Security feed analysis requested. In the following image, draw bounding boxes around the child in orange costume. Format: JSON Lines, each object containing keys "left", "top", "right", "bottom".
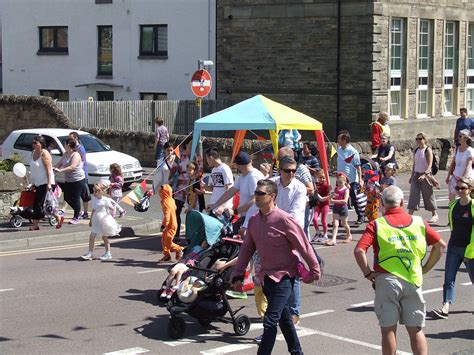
{"left": 159, "top": 184, "right": 183, "bottom": 262}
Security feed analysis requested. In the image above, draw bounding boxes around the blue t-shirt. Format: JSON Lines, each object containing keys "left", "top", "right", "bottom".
{"left": 336, "top": 144, "right": 361, "bottom": 184}
{"left": 455, "top": 117, "right": 474, "bottom": 137}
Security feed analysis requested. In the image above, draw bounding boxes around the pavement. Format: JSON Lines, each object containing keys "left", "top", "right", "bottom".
{"left": 0, "top": 166, "right": 162, "bottom": 252}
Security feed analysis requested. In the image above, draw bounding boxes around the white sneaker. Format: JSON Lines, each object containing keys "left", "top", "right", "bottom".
{"left": 100, "top": 252, "right": 112, "bottom": 261}
{"left": 81, "top": 252, "right": 93, "bottom": 260}
{"left": 311, "top": 232, "right": 322, "bottom": 243}
{"left": 318, "top": 235, "right": 329, "bottom": 243}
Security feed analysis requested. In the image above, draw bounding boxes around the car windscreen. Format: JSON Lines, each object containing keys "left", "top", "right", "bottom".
{"left": 57, "top": 134, "right": 111, "bottom": 153}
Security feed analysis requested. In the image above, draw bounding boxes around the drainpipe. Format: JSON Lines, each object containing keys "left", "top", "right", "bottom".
{"left": 336, "top": 0, "right": 341, "bottom": 140}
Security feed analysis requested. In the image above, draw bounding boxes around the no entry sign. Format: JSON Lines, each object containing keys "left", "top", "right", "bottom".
{"left": 191, "top": 69, "right": 212, "bottom": 97}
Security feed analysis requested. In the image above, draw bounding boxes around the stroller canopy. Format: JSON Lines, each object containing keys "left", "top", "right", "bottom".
{"left": 185, "top": 211, "right": 224, "bottom": 250}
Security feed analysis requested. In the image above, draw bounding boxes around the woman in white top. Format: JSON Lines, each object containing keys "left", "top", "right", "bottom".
{"left": 446, "top": 129, "right": 474, "bottom": 202}
{"left": 407, "top": 132, "right": 439, "bottom": 223}
{"left": 29, "top": 135, "right": 55, "bottom": 231}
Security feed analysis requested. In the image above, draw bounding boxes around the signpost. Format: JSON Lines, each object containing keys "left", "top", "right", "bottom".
{"left": 191, "top": 66, "right": 213, "bottom": 166}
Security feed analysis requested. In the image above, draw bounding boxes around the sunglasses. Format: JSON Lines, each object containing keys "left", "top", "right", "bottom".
{"left": 415, "top": 138, "right": 423, "bottom": 141}
{"left": 254, "top": 190, "right": 269, "bottom": 196}
{"left": 281, "top": 168, "right": 297, "bottom": 174}
{"left": 455, "top": 186, "right": 468, "bottom": 191}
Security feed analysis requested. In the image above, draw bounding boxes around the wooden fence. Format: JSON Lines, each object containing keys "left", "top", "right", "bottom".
{"left": 56, "top": 99, "right": 235, "bottom": 137}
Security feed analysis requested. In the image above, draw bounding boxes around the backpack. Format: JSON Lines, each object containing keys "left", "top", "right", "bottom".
{"left": 415, "top": 147, "right": 438, "bottom": 175}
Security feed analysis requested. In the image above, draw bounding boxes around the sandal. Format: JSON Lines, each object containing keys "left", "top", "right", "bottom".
{"left": 158, "top": 255, "right": 172, "bottom": 263}
{"left": 325, "top": 240, "right": 337, "bottom": 246}
{"left": 342, "top": 236, "right": 353, "bottom": 243}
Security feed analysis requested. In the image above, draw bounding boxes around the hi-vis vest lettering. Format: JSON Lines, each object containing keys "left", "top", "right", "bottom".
{"left": 372, "top": 120, "right": 391, "bottom": 137}
{"left": 376, "top": 215, "right": 427, "bottom": 287}
{"left": 448, "top": 200, "right": 474, "bottom": 259}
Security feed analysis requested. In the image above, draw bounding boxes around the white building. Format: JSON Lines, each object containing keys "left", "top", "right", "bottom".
{"left": 1, "top": 0, "right": 216, "bottom": 101}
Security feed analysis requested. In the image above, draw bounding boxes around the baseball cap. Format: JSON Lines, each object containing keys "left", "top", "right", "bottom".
{"left": 234, "top": 151, "right": 251, "bottom": 165}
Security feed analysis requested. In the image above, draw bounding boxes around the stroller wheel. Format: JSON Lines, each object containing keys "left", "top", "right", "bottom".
{"left": 233, "top": 314, "right": 250, "bottom": 336}
{"left": 198, "top": 318, "right": 212, "bottom": 327}
{"left": 167, "top": 316, "right": 186, "bottom": 339}
{"left": 49, "top": 215, "right": 58, "bottom": 227}
{"left": 10, "top": 216, "right": 23, "bottom": 228}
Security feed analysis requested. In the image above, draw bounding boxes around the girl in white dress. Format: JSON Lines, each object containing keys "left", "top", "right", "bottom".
{"left": 81, "top": 183, "right": 121, "bottom": 261}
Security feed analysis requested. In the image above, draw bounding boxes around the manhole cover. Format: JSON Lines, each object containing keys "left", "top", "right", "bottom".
{"left": 312, "top": 273, "right": 356, "bottom": 287}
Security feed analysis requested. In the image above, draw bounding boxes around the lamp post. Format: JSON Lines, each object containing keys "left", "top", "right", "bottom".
{"left": 195, "top": 60, "right": 214, "bottom": 163}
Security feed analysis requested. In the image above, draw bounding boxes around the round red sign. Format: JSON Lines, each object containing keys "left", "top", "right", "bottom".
{"left": 191, "top": 69, "right": 212, "bottom": 97}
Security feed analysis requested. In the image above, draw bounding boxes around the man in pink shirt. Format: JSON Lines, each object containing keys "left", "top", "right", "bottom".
{"left": 231, "top": 179, "right": 320, "bottom": 355}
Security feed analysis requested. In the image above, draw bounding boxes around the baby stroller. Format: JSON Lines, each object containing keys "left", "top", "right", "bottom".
{"left": 9, "top": 185, "right": 59, "bottom": 228}
{"left": 162, "top": 211, "right": 250, "bottom": 339}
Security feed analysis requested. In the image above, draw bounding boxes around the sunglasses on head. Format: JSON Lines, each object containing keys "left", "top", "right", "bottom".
{"left": 281, "top": 168, "right": 297, "bottom": 174}
{"left": 254, "top": 190, "right": 269, "bottom": 196}
{"left": 455, "top": 186, "right": 468, "bottom": 191}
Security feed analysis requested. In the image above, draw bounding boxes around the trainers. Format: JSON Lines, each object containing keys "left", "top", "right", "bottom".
{"left": 159, "top": 289, "right": 168, "bottom": 300}
{"left": 100, "top": 252, "right": 112, "bottom": 261}
{"left": 79, "top": 211, "right": 89, "bottom": 220}
{"left": 69, "top": 218, "right": 79, "bottom": 225}
{"left": 431, "top": 309, "right": 448, "bottom": 319}
{"left": 318, "top": 234, "right": 329, "bottom": 243}
{"left": 166, "top": 289, "right": 175, "bottom": 300}
{"left": 311, "top": 232, "right": 322, "bottom": 243}
{"left": 119, "top": 210, "right": 126, "bottom": 218}
{"left": 81, "top": 252, "right": 93, "bottom": 260}
{"left": 254, "top": 334, "right": 263, "bottom": 343}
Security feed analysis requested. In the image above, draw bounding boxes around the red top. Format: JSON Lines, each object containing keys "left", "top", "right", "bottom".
{"left": 370, "top": 118, "right": 384, "bottom": 150}
{"left": 316, "top": 181, "right": 330, "bottom": 207}
{"left": 356, "top": 207, "right": 442, "bottom": 273}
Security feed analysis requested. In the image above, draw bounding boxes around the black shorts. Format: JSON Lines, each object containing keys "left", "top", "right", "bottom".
{"left": 81, "top": 179, "right": 91, "bottom": 202}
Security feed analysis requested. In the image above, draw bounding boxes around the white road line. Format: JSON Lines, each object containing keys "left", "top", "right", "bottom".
{"left": 434, "top": 229, "right": 451, "bottom": 233}
{"left": 0, "top": 288, "right": 15, "bottom": 292}
{"left": 422, "top": 287, "right": 443, "bottom": 295}
{"left": 310, "top": 329, "right": 411, "bottom": 355}
{"left": 349, "top": 300, "right": 374, "bottom": 308}
{"left": 137, "top": 269, "right": 165, "bottom": 274}
{"left": 276, "top": 326, "right": 317, "bottom": 340}
{"left": 460, "top": 282, "right": 472, "bottom": 286}
{"left": 103, "top": 347, "right": 149, "bottom": 355}
{"left": 299, "top": 309, "right": 335, "bottom": 318}
{"left": 200, "top": 344, "right": 255, "bottom": 354}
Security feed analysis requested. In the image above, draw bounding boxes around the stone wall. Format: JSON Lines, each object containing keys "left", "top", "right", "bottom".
{"left": 0, "top": 172, "right": 25, "bottom": 219}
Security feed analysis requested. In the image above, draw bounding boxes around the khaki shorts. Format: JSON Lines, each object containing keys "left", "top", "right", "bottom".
{"left": 374, "top": 273, "right": 426, "bottom": 327}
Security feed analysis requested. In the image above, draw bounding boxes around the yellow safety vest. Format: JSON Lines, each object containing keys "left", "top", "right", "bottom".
{"left": 448, "top": 200, "right": 474, "bottom": 259}
{"left": 376, "top": 215, "right": 426, "bottom": 287}
{"left": 372, "top": 120, "right": 391, "bottom": 137}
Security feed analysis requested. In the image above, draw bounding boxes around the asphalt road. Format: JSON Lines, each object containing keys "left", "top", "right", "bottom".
{"left": 0, "top": 172, "right": 473, "bottom": 355}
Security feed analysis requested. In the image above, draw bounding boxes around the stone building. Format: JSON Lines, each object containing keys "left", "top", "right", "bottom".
{"left": 216, "top": 0, "right": 474, "bottom": 140}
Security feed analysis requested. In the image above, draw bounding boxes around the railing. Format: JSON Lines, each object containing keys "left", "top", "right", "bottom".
{"left": 56, "top": 99, "right": 235, "bottom": 136}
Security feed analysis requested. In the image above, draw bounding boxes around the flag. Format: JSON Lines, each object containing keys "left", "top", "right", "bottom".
{"left": 330, "top": 145, "right": 337, "bottom": 158}
{"left": 344, "top": 154, "right": 354, "bottom": 163}
{"left": 173, "top": 146, "right": 181, "bottom": 159}
{"left": 121, "top": 179, "right": 149, "bottom": 206}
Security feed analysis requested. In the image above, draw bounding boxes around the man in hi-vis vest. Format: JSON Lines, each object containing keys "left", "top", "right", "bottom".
{"left": 354, "top": 186, "right": 446, "bottom": 355}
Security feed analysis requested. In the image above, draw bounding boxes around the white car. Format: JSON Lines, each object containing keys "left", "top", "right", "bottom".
{"left": 1, "top": 129, "right": 143, "bottom": 187}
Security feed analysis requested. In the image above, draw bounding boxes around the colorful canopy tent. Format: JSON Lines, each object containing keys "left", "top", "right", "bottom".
{"left": 190, "top": 95, "right": 329, "bottom": 180}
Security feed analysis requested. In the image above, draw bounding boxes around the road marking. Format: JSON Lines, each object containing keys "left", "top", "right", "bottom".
{"left": 309, "top": 329, "right": 411, "bottom": 355}
{"left": 103, "top": 347, "right": 149, "bottom": 355}
{"left": 299, "top": 309, "right": 335, "bottom": 318}
{"left": 0, "top": 288, "right": 14, "bottom": 292}
{"left": 137, "top": 269, "right": 165, "bottom": 274}
{"left": 460, "top": 282, "right": 472, "bottom": 286}
{"left": 422, "top": 287, "right": 443, "bottom": 295}
{"left": 200, "top": 344, "right": 255, "bottom": 354}
{"left": 349, "top": 300, "right": 374, "bottom": 308}
{"left": 434, "top": 229, "right": 451, "bottom": 233}
{"left": 276, "top": 326, "right": 317, "bottom": 340}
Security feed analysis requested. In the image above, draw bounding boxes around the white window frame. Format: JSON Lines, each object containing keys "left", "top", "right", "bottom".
{"left": 443, "top": 21, "right": 456, "bottom": 116}
{"left": 467, "top": 23, "right": 474, "bottom": 114}
{"left": 417, "top": 20, "right": 431, "bottom": 118}
{"left": 389, "top": 18, "right": 404, "bottom": 120}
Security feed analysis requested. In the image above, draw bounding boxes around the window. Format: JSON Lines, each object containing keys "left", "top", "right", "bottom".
{"left": 39, "top": 89, "right": 69, "bottom": 101}
{"left": 97, "top": 91, "right": 114, "bottom": 101}
{"left": 98, "top": 26, "right": 113, "bottom": 76}
{"left": 140, "top": 92, "right": 167, "bottom": 100}
{"left": 38, "top": 26, "right": 68, "bottom": 53}
{"left": 443, "top": 21, "right": 457, "bottom": 115}
{"left": 417, "top": 20, "right": 431, "bottom": 117}
{"left": 389, "top": 18, "right": 404, "bottom": 119}
{"left": 96, "top": 0, "right": 112, "bottom": 3}
{"left": 139, "top": 25, "right": 168, "bottom": 57}
{"left": 467, "top": 23, "right": 474, "bottom": 113}
{"left": 13, "top": 134, "right": 37, "bottom": 152}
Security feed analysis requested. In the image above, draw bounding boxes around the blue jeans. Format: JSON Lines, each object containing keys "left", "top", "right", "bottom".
{"left": 304, "top": 206, "right": 312, "bottom": 239}
{"left": 443, "top": 245, "right": 474, "bottom": 304}
{"left": 259, "top": 276, "right": 303, "bottom": 355}
{"left": 155, "top": 143, "right": 164, "bottom": 161}
{"left": 288, "top": 277, "right": 301, "bottom": 317}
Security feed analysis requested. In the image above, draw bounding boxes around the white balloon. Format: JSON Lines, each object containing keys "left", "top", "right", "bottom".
{"left": 13, "top": 162, "right": 27, "bottom": 178}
